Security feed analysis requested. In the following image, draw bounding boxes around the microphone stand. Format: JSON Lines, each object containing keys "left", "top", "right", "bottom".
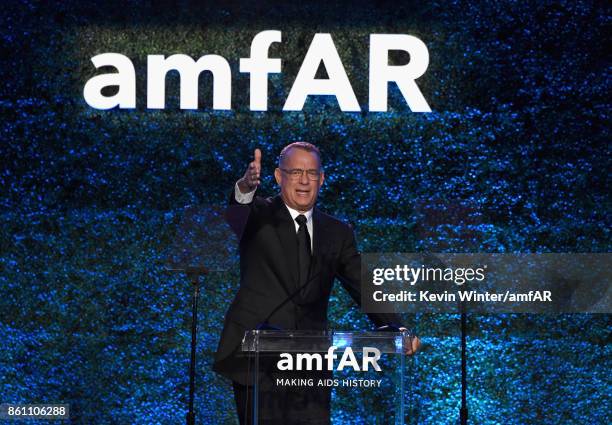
{"left": 166, "top": 265, "right": 209, "bottom": 425}
{"left": 257, "top": 271, "right": 321, "bottom": 330}
{"left": 460, "top": 300, "right": 468, "bottom": 425}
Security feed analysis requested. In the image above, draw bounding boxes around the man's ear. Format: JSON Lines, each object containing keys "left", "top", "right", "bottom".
{"left": 318, "top": 171, "right": 325, "bottom": 188}
{"left": 274, "top": 168, "right": 282, "bottom": 185}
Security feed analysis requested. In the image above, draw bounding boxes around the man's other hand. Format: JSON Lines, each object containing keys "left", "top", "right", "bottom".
{"left": 405, "top": 335, "right": 421, "bottom": 355}
{"left": 399, "top": 328, "right": 421, "bottom": 355}
{"left": 238, "top": 148, "right": 261, "bottom": 193}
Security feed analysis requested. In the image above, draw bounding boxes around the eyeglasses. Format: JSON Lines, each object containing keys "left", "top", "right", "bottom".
{"left": 280, "top": 168, "right": 322, "bottom": 181}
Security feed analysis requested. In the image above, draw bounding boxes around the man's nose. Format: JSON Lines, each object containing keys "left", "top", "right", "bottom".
{"left": 299, "top": 171, "right": 310, "bottom": 184}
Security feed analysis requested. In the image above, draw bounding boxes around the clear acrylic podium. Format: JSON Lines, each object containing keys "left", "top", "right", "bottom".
{"left": 242, "top": 330, "right": 412, "bottom": 424}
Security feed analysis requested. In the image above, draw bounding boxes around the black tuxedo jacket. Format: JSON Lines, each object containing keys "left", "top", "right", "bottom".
{"left": 213, "top": 190, "right": 401, "bottom": 384}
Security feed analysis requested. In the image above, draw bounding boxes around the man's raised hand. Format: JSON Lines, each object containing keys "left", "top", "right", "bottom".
{"left": 238, "top": 148, "right": 262, "bottom": 193}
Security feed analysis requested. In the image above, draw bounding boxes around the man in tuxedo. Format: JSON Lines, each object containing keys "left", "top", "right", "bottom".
{"left": 213, "top": 142, "right": 419, "bottom": 424}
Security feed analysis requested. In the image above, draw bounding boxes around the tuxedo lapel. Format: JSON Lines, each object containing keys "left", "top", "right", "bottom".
{"left": 308, "top": 208, "right": 331, "bottom": 292}
{"left": 271, "top": 196, "right": 299, "bottom": 293}
{"left": 312, "top": 209, "right": 322, "bottom": 262}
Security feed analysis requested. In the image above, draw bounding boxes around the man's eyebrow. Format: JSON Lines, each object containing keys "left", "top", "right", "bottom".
{"left": 286, "top": 168, "right": 319, "bottom": 170}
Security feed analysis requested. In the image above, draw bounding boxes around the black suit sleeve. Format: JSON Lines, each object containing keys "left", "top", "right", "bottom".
{"left": 225, "top": 186, "right": 257, "bottom": 241}
{"left": 335, "top": 224, "right": 403, "bottom": 329}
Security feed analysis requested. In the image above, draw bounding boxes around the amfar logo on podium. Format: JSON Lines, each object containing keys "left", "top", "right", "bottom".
{"left": 83, "top": 30, "right": 431, "bottom": 112}
{"left": 277, "top": 346, "right": 382, "bottom": 372}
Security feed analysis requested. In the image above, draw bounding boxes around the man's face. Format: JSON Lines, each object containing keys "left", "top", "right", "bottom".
{"left": 274, "top": 148, "right": 325, "bottom": 212}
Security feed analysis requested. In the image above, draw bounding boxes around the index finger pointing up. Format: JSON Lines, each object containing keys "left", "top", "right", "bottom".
{"left": 254, "top": 148, "right": 262, "bottom": 165}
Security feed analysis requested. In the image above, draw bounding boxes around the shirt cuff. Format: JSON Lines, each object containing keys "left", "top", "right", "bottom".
{"left": 234, "top": 182, "right": 256, "bottom": 204}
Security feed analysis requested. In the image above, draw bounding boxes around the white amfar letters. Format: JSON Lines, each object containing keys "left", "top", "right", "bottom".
{"left": 147, "top": 54, "right": 231, "bottom": 110}
{"left": 239, "top": 30, "right": 282, "bottom": 111}
{"left": 282, "top": 33, "right": 360, "bottom": 112}
{"left": 369, "top": 34, "right": 431, "bottom": 112}
{"left": 83, "top": 53, "right": 136, "bottom": 110}
{"left": 277, "top": 346, "right": 382, "bottom": 371}
{"left": 83, "top": 31, "right": 430, "bottom": 112}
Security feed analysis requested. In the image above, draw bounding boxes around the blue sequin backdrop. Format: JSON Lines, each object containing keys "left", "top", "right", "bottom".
{"left": 0, "top": 1, "right": 609, "bottom": 424}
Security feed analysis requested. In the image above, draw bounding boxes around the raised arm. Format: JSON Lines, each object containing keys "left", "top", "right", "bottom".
{"left": 227, "top": 148, "right": 262, "bottom": 238}
{"left": 236, "top": 148, "right": 261, "bottom": 197}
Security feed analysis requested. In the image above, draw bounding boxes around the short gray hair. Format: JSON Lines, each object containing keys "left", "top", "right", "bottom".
{"left": 278, "top": 142, "right": 322, "bottom": 168}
